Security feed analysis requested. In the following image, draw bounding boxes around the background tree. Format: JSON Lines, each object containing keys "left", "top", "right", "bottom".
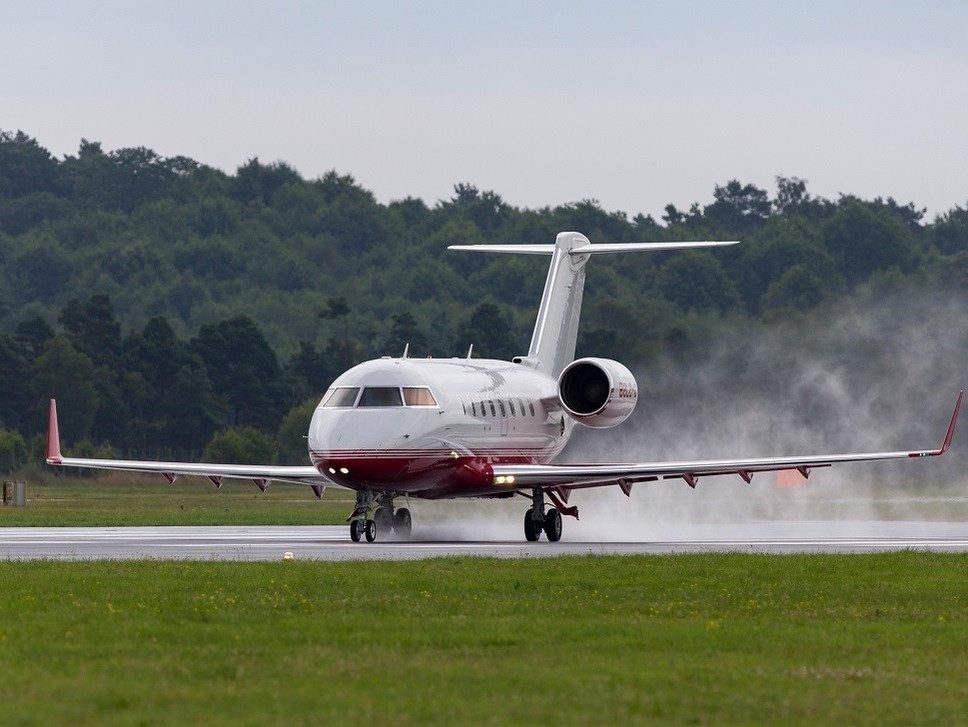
{"left": 33, "top": 337, "right": 98, "bottom": 442}
{"left": 191, "top": 317, "right": 287, "bottom": 430}
{"left": 454, "top": 303, "right": 518, "bottom": 360}
{"left": 823, "top": 198, "right": 916, "bottom": 288}
{"left": 202, "top": 427, "right": 275, "bottom": 465}
{"left": 276, "top": 397, "right": 317, "bottom": 465}
{"left": 657, "top": 253, "right": 741, "bottom": 314}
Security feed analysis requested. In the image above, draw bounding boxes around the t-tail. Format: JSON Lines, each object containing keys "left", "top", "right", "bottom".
{"left": 449, "top": 232, "right": 739, "bottom": 376}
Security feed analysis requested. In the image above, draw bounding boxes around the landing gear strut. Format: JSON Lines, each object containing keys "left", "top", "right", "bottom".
{"left": 348, "top": 491, "right": 413, "bottom": 543}
{"left": 523, "top": 489, "right": 563, "bottom": 542}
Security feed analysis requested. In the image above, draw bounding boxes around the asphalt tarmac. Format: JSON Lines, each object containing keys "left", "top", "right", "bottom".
{"left": 1, "top": 520, "right": 967, "bottom": 560}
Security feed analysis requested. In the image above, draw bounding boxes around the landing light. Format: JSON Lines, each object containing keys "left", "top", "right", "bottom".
{"left": 495, "top": 476, "right": 506, "bottom": 485}
{"left": 506, "top": 475, "right": 515, "bottom": 484}
{"left": 339, "top": 467, "right": 350, "bottom": 475}
{"left": 328, "top": 467, "right": 336, "bottom": 474}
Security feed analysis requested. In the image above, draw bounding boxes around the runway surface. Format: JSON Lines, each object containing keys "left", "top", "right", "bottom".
{"left": 1, "top": 520, "right": 967, "bottom": 560}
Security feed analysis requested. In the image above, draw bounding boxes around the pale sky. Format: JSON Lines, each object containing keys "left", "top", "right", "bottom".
{"left": 3, "top": 1, "right": 967, "bottom": 219}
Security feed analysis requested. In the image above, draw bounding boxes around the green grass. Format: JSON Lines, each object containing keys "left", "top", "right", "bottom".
{"left": 0, "top": 554, "right": 965, "bottom": 725}
{"left": 0, "top": 473, "right": 352, "bottom": 526}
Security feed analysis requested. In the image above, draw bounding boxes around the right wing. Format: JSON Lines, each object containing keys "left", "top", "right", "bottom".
{"left": 493, "top": 391, "right": 963, "bottom": 498}
{"left": 45, "top": 400, "right": 333, "bottom": 496}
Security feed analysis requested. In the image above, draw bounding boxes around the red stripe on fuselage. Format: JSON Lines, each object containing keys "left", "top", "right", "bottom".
{"left": 310, "top": 444, "right": 564, "bottom": 495}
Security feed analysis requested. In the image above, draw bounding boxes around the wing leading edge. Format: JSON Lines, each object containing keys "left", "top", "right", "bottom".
{"left": 493, "top": 391, "right": 963, "bottom": 495}
{"left": 45, "top": 400, "right": 331, "bottom": 495}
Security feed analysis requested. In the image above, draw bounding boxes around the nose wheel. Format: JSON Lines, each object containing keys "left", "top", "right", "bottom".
{"left": 348, "top": 493, "right": 412, "bottom": 543}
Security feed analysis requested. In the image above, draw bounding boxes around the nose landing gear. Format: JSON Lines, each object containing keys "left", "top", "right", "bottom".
{"left": 348, "top": 491, "right": 412, "bottom": 543}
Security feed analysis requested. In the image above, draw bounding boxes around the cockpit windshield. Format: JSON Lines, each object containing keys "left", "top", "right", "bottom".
{"left": 321, "top": 386, "right": 438, "bottom": 408}
{"left": 358, "top": 387, "right": 404, "bottom": 407}
{"left": 320, "top": 387, "right": 360, "bottom": 407}
{"left": 403, "top": 387, "right": 438, "bottom": 406}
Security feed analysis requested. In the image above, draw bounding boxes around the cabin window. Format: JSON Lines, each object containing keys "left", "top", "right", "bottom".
{"left": 498, "top": 400, "right": 506, "bottom": 417}
{"left": 471, "top": 401, "right": 477, "bottom": 417}
{"left": 518, "top": 398, "right": 526, "bottom": 416}
{"left": 509, "top": 399, "right": 517, "bottom": 416}
{"left": 403, "top": 387, "right": 438, "bottom": 407}
{"left": 321, "top": 387, "right": 360, "bottom": 408}
{"left": 488, "top": 400, "right": 497, "bottom": 417}
{"left": 529, "top": 401, "right": 536, "bottom": 416}
{"left": 358, "top": 387, "right": 403, "bottom": 407}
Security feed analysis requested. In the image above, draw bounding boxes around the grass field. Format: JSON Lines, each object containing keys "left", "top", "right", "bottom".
{"left": 0, "top": 553, "right": 965, "bottom": 725}
{"left": 0, "top": 472, "right": 352, "bottom": 526}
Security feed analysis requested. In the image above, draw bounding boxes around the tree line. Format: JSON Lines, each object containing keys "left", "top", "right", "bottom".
{"left": 0, "top": 129, "right": 965, "bottom": 469}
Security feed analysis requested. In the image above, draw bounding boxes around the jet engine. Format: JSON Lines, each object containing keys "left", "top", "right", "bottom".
{"left": 557, "top": 357, "right": 638, "bottom": 428}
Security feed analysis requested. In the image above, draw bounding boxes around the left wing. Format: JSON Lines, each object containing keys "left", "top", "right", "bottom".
{"left": 494, "top": 391, "right": 962, "bottom": 507}
{"left": 45, "top": 399, "right": 333, "bottom": 496}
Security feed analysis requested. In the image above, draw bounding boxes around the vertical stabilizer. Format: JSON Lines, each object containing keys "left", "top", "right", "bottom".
{"left": 526, "top": 231, "right": 591, "bottom": 376}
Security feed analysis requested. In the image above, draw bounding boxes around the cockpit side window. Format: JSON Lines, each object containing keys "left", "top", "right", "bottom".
{"left": 498, "top": 400, "right": 506, "bottom": 417}
{"left": 403, "top": 387, "right": 438, "bottom": 407}
{"left": 321, "top": 387, "right": 360, "bottom": 408}
{"left": 488, "top": 400, "right": 497, "bottom": 417}
{"left": 358, "top": 387, "right": 403, "bottom": 407}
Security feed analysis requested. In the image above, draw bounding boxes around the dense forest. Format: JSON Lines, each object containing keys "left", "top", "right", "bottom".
{"left": 0, "top": 129, "right": 966, "bottom": 471}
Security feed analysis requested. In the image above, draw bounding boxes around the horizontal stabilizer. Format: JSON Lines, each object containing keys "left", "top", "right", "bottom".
{"left": 447, "top": 244, "right": 557, "bottom": 254}
{"left": 448, "top": 240, "right": 739, "bottom": 255}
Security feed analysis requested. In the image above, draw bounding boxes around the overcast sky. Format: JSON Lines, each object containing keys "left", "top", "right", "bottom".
{"left": 3, "top": 1, "right": 967, "bottom": 220}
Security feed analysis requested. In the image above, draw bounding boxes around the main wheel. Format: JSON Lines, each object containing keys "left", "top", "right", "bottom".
{"left": 373, "top": 507, "right": 393, "bottom": 537}
{"left": 543, "top": 508, "right": 562, "bottom": 542}
{"left": 393, "top": 507, "right": 412, "bottom": 539}
{"left": 364, "top": 519, "right": 377, "bottom": 542}
{"left": 350, "top": 519, "right": 363, "bottom": 542}
{"left": 524, "top": 509, "right": 541, "bottom": 542}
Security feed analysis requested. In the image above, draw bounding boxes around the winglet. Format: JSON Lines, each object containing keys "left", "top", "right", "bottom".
{"left": 938, "top": 390, "right": 963, "bottom": 455}
{"left": 46, "top": 399, "right": 62, "bottom": 464}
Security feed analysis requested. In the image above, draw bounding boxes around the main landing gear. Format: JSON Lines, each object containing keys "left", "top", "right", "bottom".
{"left": 523, "top": 489, "right": 563, "bottom": 542}
{"left": 348, "top": 491, "right": 412, "bottom": 543}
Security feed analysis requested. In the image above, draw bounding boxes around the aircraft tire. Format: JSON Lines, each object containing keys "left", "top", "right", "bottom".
{"left": 364, "top": 519, "right": 377, "bottom": 542}
{"left": 393, "top": 508, "right": 412, "bottom": 539}
{"left": 524, "top": 509, "right": 541, "bottom": 542}
{"left": 374, "top": 507, "right": 393, "bottom": 536}
{"left": 350, "top": 519, "right": 363, "bottom": 543}
{"left": 543, "top": 508, "right": 562, "bottom": 542}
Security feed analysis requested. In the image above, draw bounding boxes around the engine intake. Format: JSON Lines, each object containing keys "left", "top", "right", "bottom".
{"left": 558, "top": 357, "right": 637, "bottom": 428}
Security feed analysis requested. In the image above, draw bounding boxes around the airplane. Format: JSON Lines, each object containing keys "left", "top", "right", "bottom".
{"left": 45, "top": 231, "right": 963, "bottom": 543}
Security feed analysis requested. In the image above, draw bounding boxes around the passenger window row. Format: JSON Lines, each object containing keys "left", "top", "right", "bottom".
{"left": 464, "top": 397, "right": 538, "bottom": 419}
{"left": 320, "top": 386, "right": 438, "bottom": 408}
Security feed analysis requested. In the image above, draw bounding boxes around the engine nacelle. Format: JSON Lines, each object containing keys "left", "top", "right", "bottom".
{"left": 557, "top": 357, "right": 638, "bottom": 429}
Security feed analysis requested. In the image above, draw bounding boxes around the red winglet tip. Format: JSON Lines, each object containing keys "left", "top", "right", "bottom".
{"left": 46, "top": 398, "right": 62, "bottom": 464}
{"left": 940, "top": 390, "right": 963, "bottom": 455}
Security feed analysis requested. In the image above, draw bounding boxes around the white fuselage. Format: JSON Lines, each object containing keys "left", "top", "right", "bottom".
{"left": 308, "top": 357, "right": 573, "bottom": 496}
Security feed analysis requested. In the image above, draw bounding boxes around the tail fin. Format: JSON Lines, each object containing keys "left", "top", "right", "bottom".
{"left": 449, "top": 232, "right": 738, "bottom": 376}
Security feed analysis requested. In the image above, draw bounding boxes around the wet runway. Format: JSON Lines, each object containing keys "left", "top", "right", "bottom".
{"left": 1, "top": 521, "right": 967, "bottom": 560}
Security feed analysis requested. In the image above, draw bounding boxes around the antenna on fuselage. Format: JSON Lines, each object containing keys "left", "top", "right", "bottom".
{"left": 402, "top": 342, "right": 409, "bottom": 358}
{"left": 466, "top": 344, "right": 473, "bottom": 359}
